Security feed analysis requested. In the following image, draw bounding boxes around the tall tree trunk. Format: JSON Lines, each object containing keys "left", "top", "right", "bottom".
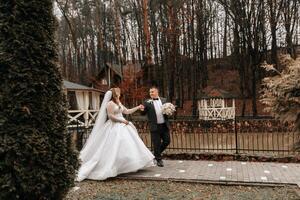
{"left": 223, "top": 11, "right": 228, "bottom": 57}
{"left": 112, "top": 0, "right": 122, "bottom": 77}
{"left": 267, "top": 0, "right": 284, "bottom": 65}
{"left": 142, "top": 0, "right": 152, "bottom": 65}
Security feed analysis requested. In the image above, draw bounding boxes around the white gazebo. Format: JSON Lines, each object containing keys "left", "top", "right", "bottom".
{"left": 198, "top": 87, "right": 236, "bottom": 120}
{"left": 63, "top": 80, "right": 105, "bottom": 127}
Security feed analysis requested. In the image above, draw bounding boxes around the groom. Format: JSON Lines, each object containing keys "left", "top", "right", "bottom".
{"left": 141, "top": 86, "right": 170, "bottom": 167}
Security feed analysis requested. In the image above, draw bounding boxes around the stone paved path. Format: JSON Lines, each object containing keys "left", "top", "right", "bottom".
{"left": 119, "top": 160, "right": 300, "bottom": 187}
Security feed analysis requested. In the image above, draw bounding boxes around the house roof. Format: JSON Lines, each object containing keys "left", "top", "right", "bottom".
{"left": 105, "top": 62, "right": 123, "bottom": 77}
{"left": 198, "top": 86, "right": 238, "bottom": 99}
{"left": 63, "top": 80, "right": 105, "bottom": 93}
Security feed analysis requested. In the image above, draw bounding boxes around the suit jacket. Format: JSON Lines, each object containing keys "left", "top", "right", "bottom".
{"left": 142, "top": 97, "right": 169, "bottom": 132}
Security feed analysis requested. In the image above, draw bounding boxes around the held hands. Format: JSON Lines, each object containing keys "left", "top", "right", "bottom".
{"left": 138, "top": 104, "right": 145, "bottom": 111}
{"left": 123, "top": 104, "right": 144, "bottom": 125}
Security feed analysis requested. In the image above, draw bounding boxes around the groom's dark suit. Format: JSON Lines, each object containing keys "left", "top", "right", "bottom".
{"left": 142, "top": 97, "right": 170, "bottom": 161}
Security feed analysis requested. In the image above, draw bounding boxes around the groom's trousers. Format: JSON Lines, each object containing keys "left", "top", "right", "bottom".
{"left": 151, "top": 123, "right": 170, "bottom": 161}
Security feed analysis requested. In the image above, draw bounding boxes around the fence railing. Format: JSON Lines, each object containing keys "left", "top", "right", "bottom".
{"left": 68, "top": 110, "right": 99, "bottom": 128}
{"left": 198, "top": 107, "right": 235, "bottom": 120}
{"left": 69, "top": 118, "right": 299, "bottom": 156}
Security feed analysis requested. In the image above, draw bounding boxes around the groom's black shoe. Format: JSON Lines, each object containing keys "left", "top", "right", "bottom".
{"left": 157, "top": 159, "right": 164, "bottom": 167}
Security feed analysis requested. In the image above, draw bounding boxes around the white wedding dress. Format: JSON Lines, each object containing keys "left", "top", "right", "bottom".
{"left": 76, "top": 91, "right": 154, "bottom": 181}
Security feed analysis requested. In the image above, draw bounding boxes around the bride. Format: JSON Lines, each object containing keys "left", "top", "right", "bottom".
{"left": 76, "top": 88, "right": 154, "bottom": 181}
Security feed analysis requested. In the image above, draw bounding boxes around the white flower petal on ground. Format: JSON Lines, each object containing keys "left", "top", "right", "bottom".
{"left": 261, "top": 177, "right": 268, "bottom": 180}
{"left": 179, "top": 170, "right": 186, "bottom": 173}
{"left": 72, "top": 186, "right": 80, "bottom": 191}
{"left": 226, "top": 168, "right": 232, "bottom": 171}
{"left": 219, "top": 176, "right": 226, "bottom": 180}
{"left": 154, "top": 174, "right": 161, "bottom": 177}
{"left": 264, "top": 170, "right": 270, "bottom": 174}
{"left": 208, "top": 164, "right": 213, "bottom": 167}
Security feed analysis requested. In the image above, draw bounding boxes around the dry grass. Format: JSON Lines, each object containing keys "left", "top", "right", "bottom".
{"left": 65, "top": 179, "right": 300, "bottom": 200}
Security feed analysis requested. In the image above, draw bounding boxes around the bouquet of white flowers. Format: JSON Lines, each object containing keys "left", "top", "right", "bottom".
{"left": 161, "top": 103, "right": 176, "bottom": 116}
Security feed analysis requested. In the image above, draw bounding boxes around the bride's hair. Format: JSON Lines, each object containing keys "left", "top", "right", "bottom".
{"left": 110, "top": 87, "right": 121, "bottom": 108}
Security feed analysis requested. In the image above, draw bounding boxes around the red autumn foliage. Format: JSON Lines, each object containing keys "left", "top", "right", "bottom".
{"left": 119, "top": 66, "right": 148, "bottom": 106}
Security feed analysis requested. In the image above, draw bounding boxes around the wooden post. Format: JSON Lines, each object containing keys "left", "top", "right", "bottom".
{"left": 233, "top": 98, "right": 236, "bottom": 118}
{"left": 198, "top": 101, "right": 200, "bottom": 119}
{"left": 108, "top": 68, "right": 111, "bottom": 87}
{"left": 84, "top": 91, "right": 89, "bottom": 127}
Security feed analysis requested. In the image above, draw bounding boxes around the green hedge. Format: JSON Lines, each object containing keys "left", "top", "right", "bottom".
{"left": 0, "top": 1, "right": 79, "bottom": 199}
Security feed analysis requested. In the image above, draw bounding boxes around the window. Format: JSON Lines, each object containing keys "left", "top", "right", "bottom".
{"left": 101, "top": 78, "right": 107, "bottom": 85}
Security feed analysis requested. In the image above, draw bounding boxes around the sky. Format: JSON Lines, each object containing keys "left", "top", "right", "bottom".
{"left": 53, "top": 2, "right": 62, "bottom": 19}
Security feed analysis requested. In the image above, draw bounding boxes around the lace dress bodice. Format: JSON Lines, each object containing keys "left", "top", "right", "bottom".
{"left": 106, "top": 101, "right": 139, "bottom": 123}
